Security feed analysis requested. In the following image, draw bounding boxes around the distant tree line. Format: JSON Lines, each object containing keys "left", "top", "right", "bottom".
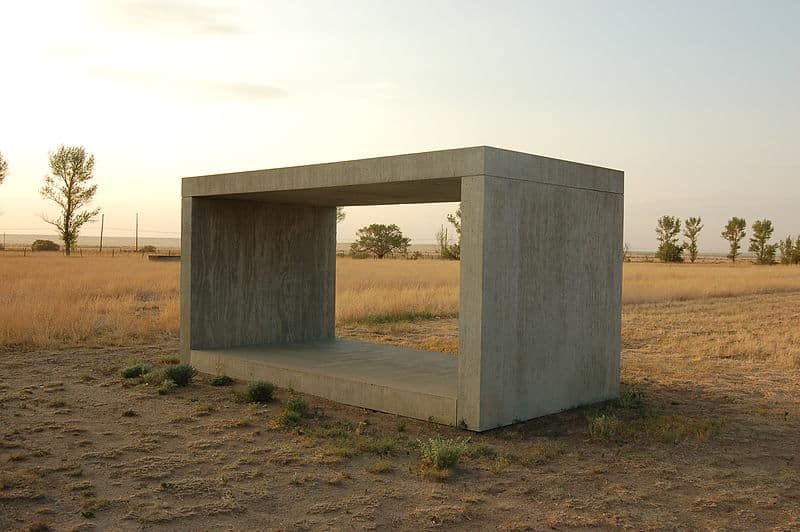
{"left": 654, "top": 214, "right": 799, "bottom": 265}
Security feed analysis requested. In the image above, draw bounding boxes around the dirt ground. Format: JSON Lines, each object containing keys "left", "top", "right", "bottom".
{"left": 2, "top": 293, "right": 799, "bottom": 530}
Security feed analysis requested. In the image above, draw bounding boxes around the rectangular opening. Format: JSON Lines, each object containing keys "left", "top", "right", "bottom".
{"left": 189, "top": 198, "right": 463, "bottom": 424}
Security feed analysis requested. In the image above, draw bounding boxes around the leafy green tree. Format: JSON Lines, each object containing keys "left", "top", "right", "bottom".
{"left": 721, "top": 217, "right": 747, "bottom": 263}
{"left": 350, "top": 223, "right": 410, "bottom": 259}
{"left": 778, "top": 235, "right": 798, "bottom": 265}
{"left": 40, "top": 145, "right": 100, "bottom": 256}
{"left": 336, "top": 207, "right": 345, "bottom": 223}
{"left": 655, "top": 215, "right": 684, "bottom": 262}
{"left": 683, "top": 216, "right": 703, "bottom": 263}
{"left": 0, "top": 150, "right": 7, "bottom": 187}
{"left": 749, "top": 219, "right": 777, "bottom": 265}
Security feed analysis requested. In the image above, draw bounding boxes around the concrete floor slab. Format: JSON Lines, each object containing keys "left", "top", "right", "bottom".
{"left": 191, "top": 339, "right": 458, "bottom": 424}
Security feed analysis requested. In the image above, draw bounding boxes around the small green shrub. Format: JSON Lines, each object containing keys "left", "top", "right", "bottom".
{"left": 120, "top": 365, "right": 149, "bottom": 379}
{"left": 209, "top": 375, "right": 234, "bottom": 386}
{"left": 31, "top": 239, "right": 60, "bottom": 252}
{"left": 140, "top": 245, "right": 157, "bottom": 253}
{"left": 419, "top": 437, "right": 468, "bottom": 471}
{"left": 283, "top": 396, "right": 309, "bottom": 416}
{"left": 157, "top": 379, "right": 177, "bottom": 395}
{"left": 244, "top": 381, "right": 275, "bottom": 403}
{"left": 163, "top": 364, "right": 196, "bottom": 387}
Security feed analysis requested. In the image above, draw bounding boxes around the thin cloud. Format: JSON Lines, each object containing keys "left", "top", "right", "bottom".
{"left": 210, "top": 82, "right": 288, "bottom": 100}
{"left": 85, "top": 66, "right": 287, "bottom": 101}
{"left": 101, "top": 0, "right": 248, "bottom": 36}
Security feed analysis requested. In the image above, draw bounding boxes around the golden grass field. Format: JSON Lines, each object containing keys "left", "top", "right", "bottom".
{"left": 1, "top": 253, "right": 799, "bottom": 349}
{"left": 1, "top": 253, "right": 800, "bottom": 529}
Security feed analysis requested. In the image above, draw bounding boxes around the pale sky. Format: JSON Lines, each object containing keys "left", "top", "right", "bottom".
{"left": 0, "top": 0, "right": 797, "bottom": 250}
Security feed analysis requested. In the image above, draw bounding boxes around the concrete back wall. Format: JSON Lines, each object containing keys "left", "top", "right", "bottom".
{"left": 182, "top": 198, "right": 336, "bottom": 351}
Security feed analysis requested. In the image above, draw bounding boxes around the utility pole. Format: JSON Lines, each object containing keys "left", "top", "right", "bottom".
{"left": 135, "top": 212, "right": 139, "bottom": 252}
{"left": 99, "top": 213, "right": 104, "bottom": 253}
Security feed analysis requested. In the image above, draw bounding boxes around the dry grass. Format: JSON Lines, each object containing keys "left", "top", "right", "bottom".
{"left": 1, "top": 253, "right": 799, "bottom": 349}
{"left": 1, "top": 291, "right": 800, "bottom": 528}
{"left": 0, "top": 254, "right": 179, "bottom": 348}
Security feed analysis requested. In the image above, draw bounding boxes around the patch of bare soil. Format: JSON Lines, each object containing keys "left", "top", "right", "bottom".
{"left": 2, "top": 293, "right": 799, "bottom": 530}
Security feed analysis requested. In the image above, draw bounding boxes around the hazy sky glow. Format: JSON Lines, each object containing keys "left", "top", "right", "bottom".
{"left": 0, "top": 0, "right": 797, "bottom": 250}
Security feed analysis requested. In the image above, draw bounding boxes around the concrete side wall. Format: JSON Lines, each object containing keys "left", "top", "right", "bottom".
{"left": 457, "top": 176, "right": 486, "bottom": 428}
{"left": 466, "top": 175, "right": 623, "bottom": 431}
{"left": 180, "top": 197, "right": 335, "bottom": 357}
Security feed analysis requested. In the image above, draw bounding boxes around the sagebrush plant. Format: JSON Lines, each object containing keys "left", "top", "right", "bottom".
{"left": 419, "top": 437, "right": 468, "bottom": 471}
{"left": 120, "top": 364, "right": 149, "bottom": 379}
{"left": 163, "top": 364, "right": 196, "bottom": 387}
{"left": 245, "top": 381, "right": 275, "bottom": 403}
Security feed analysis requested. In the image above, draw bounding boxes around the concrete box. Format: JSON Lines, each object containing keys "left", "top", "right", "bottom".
{"left": 181, "top": 146, "right": 623, "bottom": 431}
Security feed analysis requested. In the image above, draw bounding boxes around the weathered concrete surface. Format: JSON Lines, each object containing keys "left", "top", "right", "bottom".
{"left": 180, "top": 197, "right": 335, "bottom": 358}
{"left": 191, "top": 339, "right": 457, "bottom": 423}
{"left": 181, "top": 147, "right": 623, "bottom": 431}
{"left": 182, "top": 146, "right": 621, "bottom": 205}
{"left": 458, "top": 175, "right": 623, "bottom": 431}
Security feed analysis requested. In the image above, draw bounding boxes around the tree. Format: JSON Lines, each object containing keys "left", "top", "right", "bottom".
{"left": 655, "top": 215, "right": 684, "bottom": 262}
{"left": 336, "top": 207, "right": 345, "bottom": 223}
{"left": 622, "top": 242, "right": 632, "bottom": 262}
{"left": 31, "top": 239, "right": 60, "bottom": 252}
{"left": 749, "top": 219, "right": 777, "bottom": 265}
{"left": 437, "top": 204, "right": 462, "bottom": 259}
{"left": 40, "top": 145, "right": 101, "bottom": 256}
{"left": 778, "top": 236, "right": 798, "bottom": 265}
{"left": 350, "top": 224, "right": 410, "bottom": 259}
{"left": 721, "top": 217, "right": 747, "bottom": 263}
{"left": 682, "top": 216, "right": 703, "bottom": 263}
{"left": 0, "top": 150, "right": 7, "bottom": 187}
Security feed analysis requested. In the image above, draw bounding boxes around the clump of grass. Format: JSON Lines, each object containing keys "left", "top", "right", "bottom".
{"left": 465, "top": 444, "right": 497, "bottom": 460}
{"left": 244, "top": 381, "right": 275, "bottom": 403}
{"left": 366, "top": 460, "right": 395, "bottom": 474}
{"left": 64, "top": 466, "right": 83, "bottom": 478}
{"left": 358, "top": 436, "right": 398, "bottom": 456}
{"left": 587, "top": 413, "right": 623, "bottom": 442}
{"left": 209, "top": 375, "right": 234, "bottom": 386}
{"left": 157, "top": 379, "right": 177, "bottom": 395}
{"left": 158, "top": 355, "right": 181, "bottom": 365}
{"left": 274, "top": 396, "right": 313, "bottom": 429}
{"left": 614, "top": 385, "right": 645, "bottom": 410}
{"left": 521, "top": 439, "right": 567, "bottom": 465}
{"left": 419, "top": 437, "right": 468, "bottom": 474}
{"left": 120, "top": 365, "right": 149, "bottom": 379}
{"left": 163, "top": 364, "right": 196, "bottom": 387}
